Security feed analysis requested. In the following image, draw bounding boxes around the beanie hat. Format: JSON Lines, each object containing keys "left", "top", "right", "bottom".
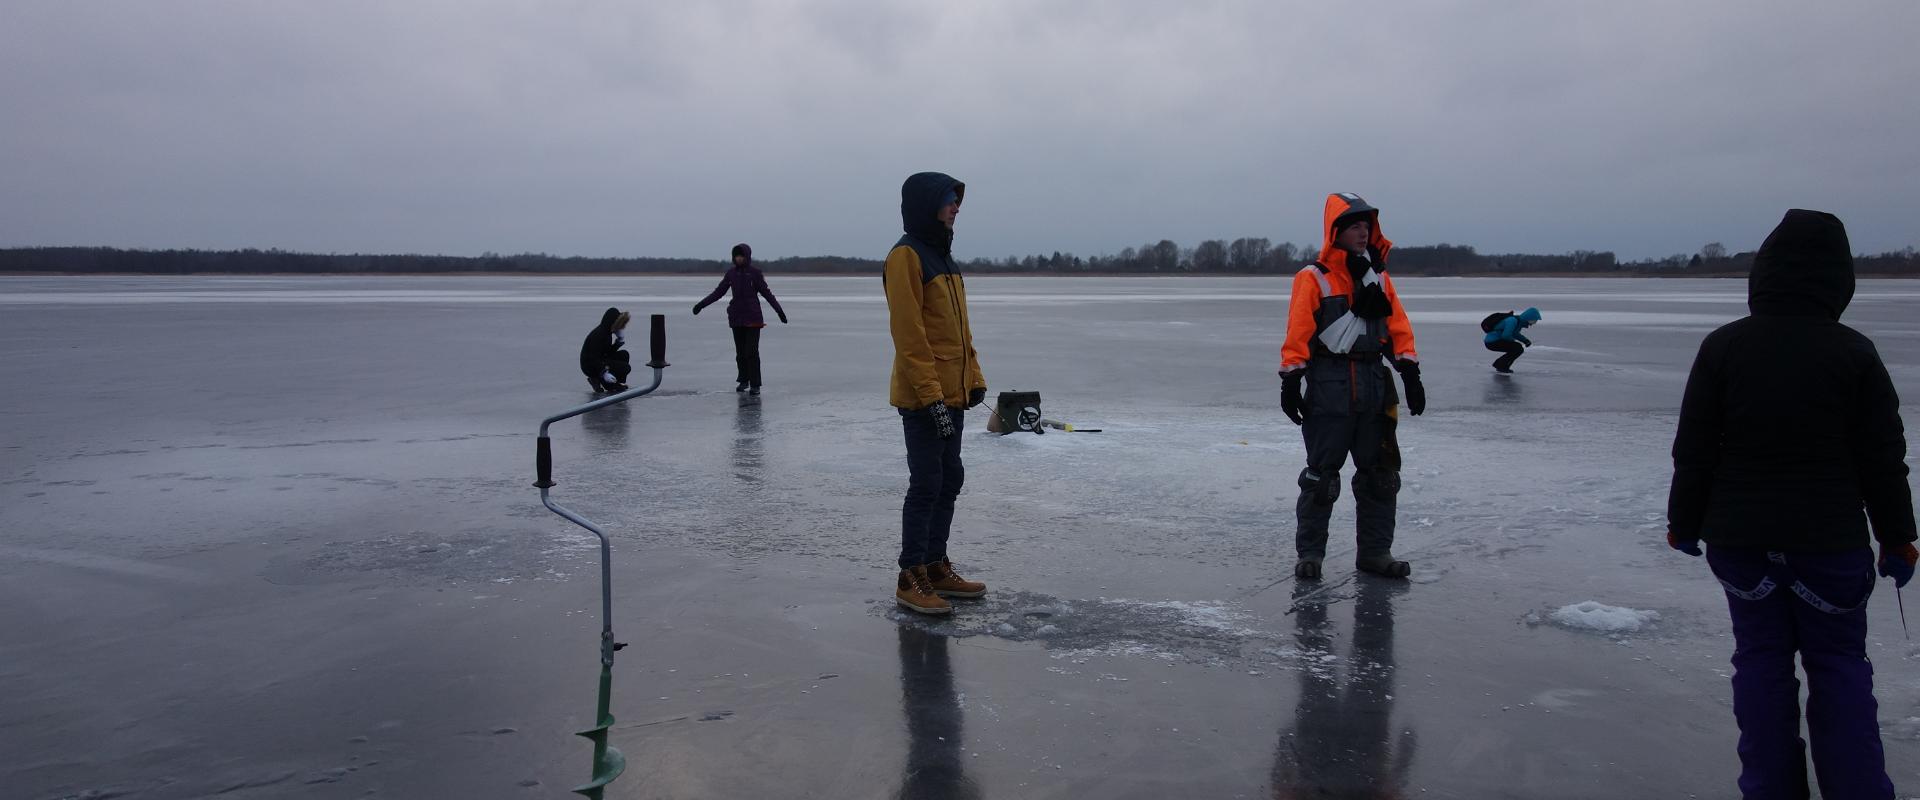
{"left": 1333, "top": 210, "right": 1374, "bottom": 234}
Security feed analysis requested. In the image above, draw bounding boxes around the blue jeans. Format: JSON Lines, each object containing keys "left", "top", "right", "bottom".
{"left": 899, "top": 407, "right": 964, "bottom": 569}
{"left": 1706, "top": 545, "right": 1892, "bottom": 800}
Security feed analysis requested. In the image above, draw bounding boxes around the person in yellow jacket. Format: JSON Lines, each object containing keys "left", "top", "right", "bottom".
{"left": 1279, "top": 193, "right": 1426, "bottom": 580}
{"left": 885, "top": 171, "right": 989, "bottom": 615}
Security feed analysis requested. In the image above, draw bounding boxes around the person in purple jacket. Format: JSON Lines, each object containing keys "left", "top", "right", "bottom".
{"left": 693, "top": 243, "right": 788, "bottom": 395}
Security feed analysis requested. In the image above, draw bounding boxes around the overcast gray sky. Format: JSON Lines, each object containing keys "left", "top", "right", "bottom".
{"left": 3, "top": 1, "right": 1916, "bottom": 261}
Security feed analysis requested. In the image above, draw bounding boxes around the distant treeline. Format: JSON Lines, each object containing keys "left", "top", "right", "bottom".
{"left": 4, "top": 240, "right": 1918, "bottom": 276}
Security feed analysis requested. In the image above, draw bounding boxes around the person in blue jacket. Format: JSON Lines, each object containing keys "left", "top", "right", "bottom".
{"left": 1483, "top": 307, "right": 1541, "bottom": 373}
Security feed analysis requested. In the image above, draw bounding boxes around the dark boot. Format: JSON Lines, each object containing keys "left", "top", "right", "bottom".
{"left": 1356, "top": 554, "right": 1411, "bottom": 578}
{"left": 1294, "top": 559, "right": 1322, "bottom": 580}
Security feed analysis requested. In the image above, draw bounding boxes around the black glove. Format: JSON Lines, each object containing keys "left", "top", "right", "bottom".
{"left": 1394, "top": 360, "right": 1425, "bottom": 416}
{"left": 967, "top": 387, "right": 987, "bottom": 409}
{"left": 927, "top": 401, "right": 956, "bottom": 440}
{"left": 777, "top": 311, "right": 788, "bottom": 324}
{"left": 691, "top": 304, "right": 702, "bottom": 315}
{"left": 1280, "top": 371, "right": 1307, "bottom": 426}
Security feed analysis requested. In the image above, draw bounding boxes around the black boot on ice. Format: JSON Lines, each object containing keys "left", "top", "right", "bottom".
{"left": 1356, "top": 554, "right": 1411, "bottom": 578}
{"left": 1294, "top": 559, "right": 1322, "bottom": 580}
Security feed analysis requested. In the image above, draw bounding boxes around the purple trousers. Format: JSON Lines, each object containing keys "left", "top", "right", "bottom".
{"left": 1706, "top": 545, "right": 1893, "bottom": 800}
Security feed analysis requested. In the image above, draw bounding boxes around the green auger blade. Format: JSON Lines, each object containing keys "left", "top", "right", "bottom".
{"left": 573, "top": 664, "right": 627, "bottom": 798}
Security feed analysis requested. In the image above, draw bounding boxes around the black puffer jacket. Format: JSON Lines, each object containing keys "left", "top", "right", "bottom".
{"left": 579, "top": 307, "right": 626, "bottom": 378}
{"left": 1667, "top": 209, "right": 1916, "bottom": 551}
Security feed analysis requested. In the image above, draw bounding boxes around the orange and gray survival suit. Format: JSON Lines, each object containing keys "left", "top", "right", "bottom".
{"left": 1279, "top": 193, "right": 1424, "bottom": 578}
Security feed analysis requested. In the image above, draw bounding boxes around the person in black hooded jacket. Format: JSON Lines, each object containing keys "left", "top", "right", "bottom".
{"left": 579, "top": 307, "right": 631, "bottom": 393}
{"left": 1666, "top": 209, "right": 1916, "bottom": 799}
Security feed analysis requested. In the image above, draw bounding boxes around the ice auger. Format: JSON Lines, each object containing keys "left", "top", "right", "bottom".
{"left": 535, "top": 313, "right": 668, "bottom": 798}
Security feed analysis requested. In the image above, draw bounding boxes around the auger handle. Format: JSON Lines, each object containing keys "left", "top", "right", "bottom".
{"left": 646, "top": 313, "right": 668, "bottom": 368}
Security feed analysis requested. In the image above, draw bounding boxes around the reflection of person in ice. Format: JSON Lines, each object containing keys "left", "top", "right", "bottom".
{"left": 894, "top": 625, "right": 981, "bottom": 800}
{"left": 578, "top": 307, "right": 631, "bottom": 393}
{"left": 730, "top": 393, "right": 763, "bottom": 485}
{"left": 1271, "top": 577, "right": 1415, "bottom": 798}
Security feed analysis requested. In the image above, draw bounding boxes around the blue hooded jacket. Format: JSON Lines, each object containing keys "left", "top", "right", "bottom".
{"left": 1485, "top": 307, "right": 1542, "bottom": 345}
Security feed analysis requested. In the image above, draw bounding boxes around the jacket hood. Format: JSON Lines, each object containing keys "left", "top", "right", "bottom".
{"left": 901, "top": 172, "right": 964, "bottom": 255}
{"left": 1518, "top": 307, "right": 1542, "bottom": 325}
{"left": 1317, "top": 192, "right": 1393, "bottom": 272}
{"left": 731, "top": 243, "right": 752, "bottom": 267}
{"left": 597, "top": 307, "right": 623, "bottom": 333}
{"left": 1748, "top": 209, "right": 1852, "bottom": 320}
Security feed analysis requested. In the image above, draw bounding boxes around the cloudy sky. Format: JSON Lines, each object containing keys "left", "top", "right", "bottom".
{"left": 3, "top": 1, "right": 1916, "bottom": 261}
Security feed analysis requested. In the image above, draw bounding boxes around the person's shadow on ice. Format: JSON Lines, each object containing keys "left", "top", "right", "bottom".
{"left": 893, "top": 624, "right": 981, "bottom": 800}
{"left": 1270, "top": 576, "right": 1416, "bottom": 798}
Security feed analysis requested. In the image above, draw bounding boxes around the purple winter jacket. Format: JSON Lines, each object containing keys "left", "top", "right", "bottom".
{"left": 695, "top": 266, "right": 785, "bottom": 328}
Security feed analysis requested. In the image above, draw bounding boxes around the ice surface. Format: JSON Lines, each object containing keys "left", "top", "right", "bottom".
{"left": 2, "top": 274, "right": 1917, "bottom": 798}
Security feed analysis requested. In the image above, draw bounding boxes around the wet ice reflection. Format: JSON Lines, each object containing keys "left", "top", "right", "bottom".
{"left": 895, "top": 624, "right": 981, "bottom": 800}
{"left": 579, "top": 398, "right": 630, "bottom": 451}
{"left": 732, "top": 394, "right": 763, "bottom": 484}
{"left": 1272, "top": 577, "right": 1415, "bottom": 797}
{"left": 1482, "top": 374, "right": 1524, "bottom": 406}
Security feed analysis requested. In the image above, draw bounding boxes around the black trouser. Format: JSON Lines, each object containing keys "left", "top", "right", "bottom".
{"left": 731, "top": 326, "right": 763, "bottom": 388}
{"left": 584, "top": 350, "right": 632, "bottom": 391}
{"left": 899, "top": 407, "right": 964, "bottom": 569}
{"left": 1485, "top": 339, "right": 1525, "bottom": 371}
{"left": 1296, "top": 357, "right": 1401, "bottom": 561}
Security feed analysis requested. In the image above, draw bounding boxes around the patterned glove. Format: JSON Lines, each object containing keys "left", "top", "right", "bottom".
{"left": 928, "top": 402, "right": 956, "bottom": 440}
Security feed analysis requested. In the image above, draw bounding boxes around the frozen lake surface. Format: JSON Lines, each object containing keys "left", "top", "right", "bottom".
{"left": 3, "top": 274, "right": 1918, "bottom": 798}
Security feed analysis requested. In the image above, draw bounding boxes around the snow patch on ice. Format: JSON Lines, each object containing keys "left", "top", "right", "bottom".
{"left": 1125, "top": 600, "right": 1256, "bottom": 635}
{"left": 1546, "top": 601, "right": 1660, "bottom": 633}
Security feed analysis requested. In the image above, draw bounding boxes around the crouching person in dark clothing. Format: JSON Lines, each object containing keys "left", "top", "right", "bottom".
{"left": 1666, "top": 209, "right": 1918, "bottom": 800}
{"left": 579, "top": 307, "right": 631, "bottom": 393}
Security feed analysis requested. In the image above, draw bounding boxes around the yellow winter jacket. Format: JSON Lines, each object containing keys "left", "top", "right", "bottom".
{"left": 885, "top": 243, "right": 985, "bottom": 409}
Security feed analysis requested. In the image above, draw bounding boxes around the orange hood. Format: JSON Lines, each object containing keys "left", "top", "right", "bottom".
{"left": 1317, "top": 192, "right": 1393, "bottom": 272}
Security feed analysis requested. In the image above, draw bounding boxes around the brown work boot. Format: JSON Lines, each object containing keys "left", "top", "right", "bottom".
{"left": 925, "top": 558, "right": 987, "bottom": 598}
{"left": 895, "top": 566, "right": 951, "bottom": 615}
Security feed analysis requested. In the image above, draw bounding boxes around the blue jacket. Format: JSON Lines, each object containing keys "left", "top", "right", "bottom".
{"left": 1485, "top": 307, "right": 1541, "bottom": 345}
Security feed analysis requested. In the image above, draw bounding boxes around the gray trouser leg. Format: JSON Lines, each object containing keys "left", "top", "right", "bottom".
{"left": 1294, "top": 466, "right": 1340, "bottom": 560}
{"left": 1348, "top": 395, "right": 1401, "bottom": 558}
{"left": 1352, "top": 466, "right": 1400, "bottom": 557}
{"left": 1295, "top": 409, "right": 1354, "bottom": 561}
